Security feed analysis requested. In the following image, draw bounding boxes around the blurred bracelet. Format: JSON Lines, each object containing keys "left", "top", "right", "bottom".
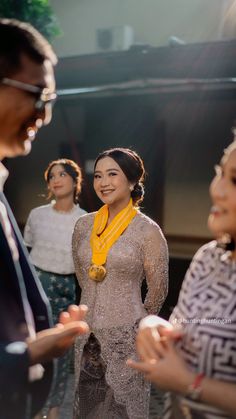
{"left": 186, "top": 373, "right": 205, "bottom": 401}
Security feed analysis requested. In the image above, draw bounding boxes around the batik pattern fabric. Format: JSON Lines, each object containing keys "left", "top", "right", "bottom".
{"left": 164, "top": 241, "right": 236, "bottom": 419}
{"left": 72, "top": 211, "right": 168, "bottom": 419}
{"left": 35, "top": 267, "right": 77, "bottom": 408}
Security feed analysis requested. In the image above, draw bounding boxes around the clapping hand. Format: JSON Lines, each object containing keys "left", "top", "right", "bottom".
{"left": 127, "top": 316, "right": 194, "bottom": 393}
{"left": 28, "top": 304, "right": 89, "bottom": 365}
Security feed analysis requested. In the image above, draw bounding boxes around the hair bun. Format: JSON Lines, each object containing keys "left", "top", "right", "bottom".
{"left": 131, "top": 183, "right": 144, "bottom": 205}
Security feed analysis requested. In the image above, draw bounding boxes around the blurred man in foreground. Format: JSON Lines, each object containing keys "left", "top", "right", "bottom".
{"left": 0, "top": 18, "right": 89, "bottom": 419}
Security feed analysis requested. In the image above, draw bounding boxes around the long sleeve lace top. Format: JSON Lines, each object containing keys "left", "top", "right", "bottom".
{"left": 72, "top": 211, "right": 168, "bottom": 419}
{"left": 72, "top": 211, "right": 168, "bottom": 330}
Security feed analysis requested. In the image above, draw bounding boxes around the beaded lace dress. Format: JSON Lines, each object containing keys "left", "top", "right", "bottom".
{"left": 72, "top": 211, "right": 168, "bottom": 419}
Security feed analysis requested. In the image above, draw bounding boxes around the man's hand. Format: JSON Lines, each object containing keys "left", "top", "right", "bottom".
{"left": 28, "top": 304, "right": 89, "bottom": 365}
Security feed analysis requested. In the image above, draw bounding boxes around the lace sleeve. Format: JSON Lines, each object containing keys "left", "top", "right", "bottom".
{"left": 143, "top": 224, "right": 168, "bottom": 314}
{"left": 23, "top": 211, "right": 33, "bottom": 247}
{"left": 72, "top": 214, "right": 92, "bottom": 277}
{"left": 72, "top": 217, "right": 82, "bottom": 280}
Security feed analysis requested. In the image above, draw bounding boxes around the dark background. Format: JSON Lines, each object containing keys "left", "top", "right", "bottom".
{"left": 5, "top": 39, "right": 236, "bottom": 317}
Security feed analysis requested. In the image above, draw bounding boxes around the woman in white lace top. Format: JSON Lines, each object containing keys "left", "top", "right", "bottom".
{"left": 72, "top": 147, "right": 168, "bottom": 419}
{"left": 24, "top": 158, "right": 87, "bottom": 419}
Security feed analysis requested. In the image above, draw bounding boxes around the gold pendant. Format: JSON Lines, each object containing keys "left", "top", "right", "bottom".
{"left": 88, "top": 264, "right": 106, "bottom": 282}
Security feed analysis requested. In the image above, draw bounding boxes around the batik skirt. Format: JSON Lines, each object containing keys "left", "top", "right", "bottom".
{"left": 35, "top": 267, "right": 79, "bottom": 408}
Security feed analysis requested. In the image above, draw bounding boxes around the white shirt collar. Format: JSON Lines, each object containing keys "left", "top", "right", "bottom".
{"left": 0, "top": 162, "right": 9, "bottom": 192}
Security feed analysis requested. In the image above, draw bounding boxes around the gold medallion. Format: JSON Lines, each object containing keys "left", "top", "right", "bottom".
{"left": 88, "top": 264, "right": 106, "bottom": 282}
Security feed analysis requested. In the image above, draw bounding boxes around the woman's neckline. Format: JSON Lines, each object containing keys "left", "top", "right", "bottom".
{"left": 51, "top": 202, "right": 77, "bottom": 214}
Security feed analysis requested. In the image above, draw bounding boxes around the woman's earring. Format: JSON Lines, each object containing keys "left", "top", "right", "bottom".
{"left": 129, "top": 185, "right": 134, "bottom": 191}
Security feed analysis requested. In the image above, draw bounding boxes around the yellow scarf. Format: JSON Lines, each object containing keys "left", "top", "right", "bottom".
{"left": 90, "top": 198, "right": 137, "bottom": 266}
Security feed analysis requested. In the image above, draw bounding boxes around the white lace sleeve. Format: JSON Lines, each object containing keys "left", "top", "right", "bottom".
{"left": 143, "top": 224, "right": 168, "bottom": 314}
{"left": 23, "top": 211, "right": 34, "bottom": 247}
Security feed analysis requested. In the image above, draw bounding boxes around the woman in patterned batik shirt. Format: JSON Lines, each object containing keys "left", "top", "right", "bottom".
{"left": 128, "top": 140, "right": 236, "bottom": 418}
{"left": 24, "top": 158, "right": 87, "bottom": 419}
{"left": 72, "top": 147, "right": 168, "bottom": 419}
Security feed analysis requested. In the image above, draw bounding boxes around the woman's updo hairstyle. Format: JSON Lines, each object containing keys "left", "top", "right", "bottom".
{"left": 44, "top": 158, "right": 82, "bottom": 204}
{"left": 94, "top": 147, "right": 146, "bottom": 207}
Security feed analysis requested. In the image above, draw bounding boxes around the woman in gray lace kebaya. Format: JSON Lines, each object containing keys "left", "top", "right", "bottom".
{"left": 72, "top": 148, "right": 168, "bottom": 419}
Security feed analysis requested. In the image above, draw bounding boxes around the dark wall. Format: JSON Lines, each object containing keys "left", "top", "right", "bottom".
{"left": 58, "top": 95, "right": 166, "bottom": 224}
{"left": 141, "top": 257, "right": 190, "bottom": 319}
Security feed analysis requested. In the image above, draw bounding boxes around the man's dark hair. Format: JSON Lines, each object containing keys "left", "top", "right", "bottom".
{"left": 0, "top": 18, "right": 57, "bottom": 79}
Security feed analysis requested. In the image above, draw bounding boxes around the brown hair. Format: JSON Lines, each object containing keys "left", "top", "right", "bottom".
{"left": 44, "top": 159, "right": 82, "bottom": 204}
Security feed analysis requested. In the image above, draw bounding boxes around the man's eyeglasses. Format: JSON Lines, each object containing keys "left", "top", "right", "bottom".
{"left": 1, "top": 77, "right": 57, "bottom": 111}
